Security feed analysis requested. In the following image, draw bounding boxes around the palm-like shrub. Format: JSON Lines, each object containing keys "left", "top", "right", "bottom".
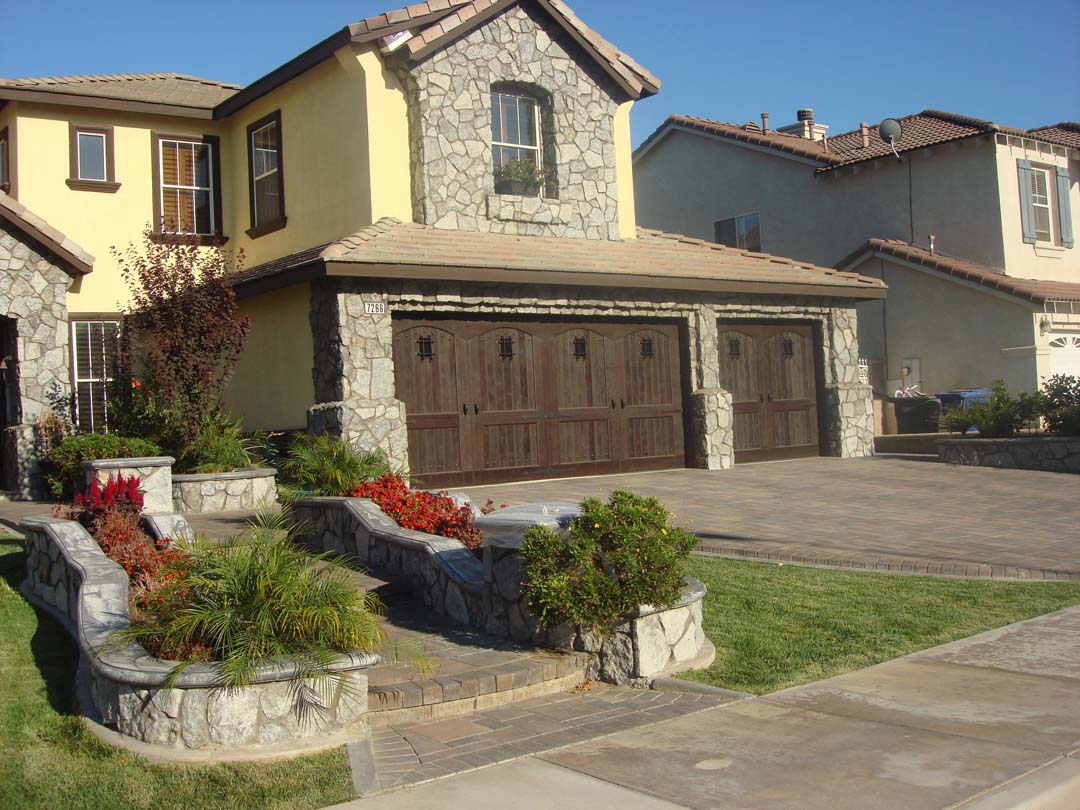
{"left": 121, "top": 513, "right": 386, "bottom": 718}
{"left": 280, "top": 433, "right": 394, "bottom": 497}
{"left": 180, "top": 412, "right": 262, "bottom": 473}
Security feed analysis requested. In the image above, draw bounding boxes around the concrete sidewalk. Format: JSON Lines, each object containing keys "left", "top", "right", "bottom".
{"left": 328, "top": 606, "right": 1080, "bottom": 809}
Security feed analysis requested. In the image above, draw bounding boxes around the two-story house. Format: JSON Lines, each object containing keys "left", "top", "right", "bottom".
{"left": 634, "top": 110, "right": 1080, "bottom": 401}
{"left": 0, "top": 0, "right": 884, "bottom": 497}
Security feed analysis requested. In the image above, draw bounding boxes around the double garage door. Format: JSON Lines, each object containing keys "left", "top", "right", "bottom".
{"left": 393, "top": 318, "right": 686, "bottom": 487}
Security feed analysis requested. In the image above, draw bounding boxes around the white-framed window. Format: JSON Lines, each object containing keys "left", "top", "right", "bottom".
{"left": 76, "top": 131, "right": 107, "bottom": 181}
{"left": 1029, "top": 166, "right": 1053, "bottom": 243}
{"left": 157, "top": 138, "right": 216, "bottom": 235}
{"left": 247, "top": 111, "right": 283, "bottom": 231}
{"left": 715, "top": 212, "right": 763, "bottom": 253}
{"left": 491, "top": 91, "right": 543, "bottom": 194}
{"left": 71, "top": 320, "right": 120, "bottom": 433}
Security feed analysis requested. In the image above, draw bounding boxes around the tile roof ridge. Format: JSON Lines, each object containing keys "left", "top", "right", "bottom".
{"left": 0, "top": 71, "right": 240, "bottom": 89}
{"left": 321, "top": 218, "right": 404, "bottom": 258}
{"left": 1029, "top": 121, "right": 1080, "bottom": 132}
{"left": 0, "top": 190, "right": 95, "bottom": 273}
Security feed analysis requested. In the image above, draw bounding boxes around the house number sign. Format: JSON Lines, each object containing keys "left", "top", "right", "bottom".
{"left": 364, "top": 301, "right": 387, "bottom": 315}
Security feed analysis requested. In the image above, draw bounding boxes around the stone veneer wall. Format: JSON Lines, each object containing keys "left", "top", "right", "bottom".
{"left": 171, "top": 468, "right": 278, "bottom": 514}
{"left": 21, "top": 516, "right": 376, "bottom": 752}
{"left": 307, "top": 277, "right": 873, "bottom": 470}
{"left": 290, "top": 497, "right": 708, "bottom": 686}
{"left": 0, "top": 218, "right": 73, "bottom": 499}
{"left": 82, "top": 457, "right": 175, "bottom": 514}
{"left": 397, "top": 2, "right": 624, "bottom": 240}
{"left": 939, "top": 436, "right": 1080, "bottom": 473}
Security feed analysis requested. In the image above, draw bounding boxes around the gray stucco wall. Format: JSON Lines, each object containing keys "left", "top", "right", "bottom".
{"left": 398, "top": 2, "right": 624, "bottom": 240}
{"left": 0, "top": 218, "right": 73, "bottom": 498}
{"left": 634, "top": 129, "right": 1006, "bottom": 271}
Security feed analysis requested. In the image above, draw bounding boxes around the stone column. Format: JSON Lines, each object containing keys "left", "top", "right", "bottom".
{"left": 824, "top": 305, "right": 874, "bottom": 458}
{"left": 688, "top": 389, "right": 734, "bottom": 470}
{"left": 307, "top": 280, "right": 410, "bottom": 474}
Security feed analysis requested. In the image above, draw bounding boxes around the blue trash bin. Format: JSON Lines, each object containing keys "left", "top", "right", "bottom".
{"left": 936, "top": 388, "right": 991, "bottom": 413}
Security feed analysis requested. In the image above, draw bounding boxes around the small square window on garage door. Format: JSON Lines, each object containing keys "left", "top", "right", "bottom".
{"left": 71, "top": 319, "right": 120, "bottom": 432}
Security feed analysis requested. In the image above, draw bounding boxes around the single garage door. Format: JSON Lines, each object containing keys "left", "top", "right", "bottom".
{"left": 393, "top": 318, "right": 686, "bottom": 487}
{"left": 1050, "top": 336, "right": 1080, "bottom": 378}
{"left": 717, "top": 321, "right": 822, "bottom": 463}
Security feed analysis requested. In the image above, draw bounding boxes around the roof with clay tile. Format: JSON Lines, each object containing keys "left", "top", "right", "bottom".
{"left": 0, "top": 72, "right": 240, "bottom": 111}
{"left": 231, "top": 218, "right": 884, "bottom": 299}
{"left": 1027, "top": 122, "right": 1080, "bottom": 150}
{"left": 838, "top": 239, "right": 1080, "bottom": 304}
{"left": 0, "top": 191, "right": 94, "bottom": 276}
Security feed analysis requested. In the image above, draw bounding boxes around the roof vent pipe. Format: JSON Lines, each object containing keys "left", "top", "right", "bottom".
{"left": 929, "top": 234, "right": 936, "bottom": 256}
{"left": 761, "top": 112, "right": 769, "bottom": 134}
{"left": 860, "top": 122, "right": 870, "bottom": 149}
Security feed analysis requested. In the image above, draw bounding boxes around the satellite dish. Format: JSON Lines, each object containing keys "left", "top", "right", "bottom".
{"left": 878, "top": 118, "right": 903, "bottom": 160}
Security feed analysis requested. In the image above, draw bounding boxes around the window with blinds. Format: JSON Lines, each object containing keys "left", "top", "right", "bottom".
{"left": 715, "top": 212, "right": 763, "bottom": 253}
{"left": 71, "top": 320, "right": 119, "bottom": 432}
{"left": 158, "top": 139, "right": 215, "bottom": 235}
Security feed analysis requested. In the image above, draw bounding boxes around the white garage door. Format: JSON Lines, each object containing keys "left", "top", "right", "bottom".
{"left": 1050, "top": 336, "right": 1080, "bottom": 378}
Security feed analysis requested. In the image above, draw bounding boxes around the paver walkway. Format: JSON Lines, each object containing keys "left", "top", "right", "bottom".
{"left": 330, "top": 605, "right": 1080, "bottom": 810}
{"left": 460, "top": 455, "right": 1080, "bottom": 579}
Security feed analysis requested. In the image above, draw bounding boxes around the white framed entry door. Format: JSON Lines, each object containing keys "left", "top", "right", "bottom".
{"left": 1049, "top": 336, "right": 1080, "bottom": 378}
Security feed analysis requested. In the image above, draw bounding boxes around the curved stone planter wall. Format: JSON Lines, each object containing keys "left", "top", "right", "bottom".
{"left": 938, "top": 436, "right": 1080, "bottom": 474}
{"left": 171, "top": 468, "right": 278, "bottom": 514}
{"left": 20, "top": 516, "right": 377, "bottom": 752}
{"left": 289, "top": 497, "right": 708, "bottom": 685}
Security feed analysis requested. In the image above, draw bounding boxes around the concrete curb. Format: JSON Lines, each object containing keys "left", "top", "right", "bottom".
{"left": 650, "top": 676, "right": 753, "bottom": 701}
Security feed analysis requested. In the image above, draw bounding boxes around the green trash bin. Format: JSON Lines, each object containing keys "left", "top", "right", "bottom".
{"left": 890, "top": 396, "right": 942, "bottom": 434}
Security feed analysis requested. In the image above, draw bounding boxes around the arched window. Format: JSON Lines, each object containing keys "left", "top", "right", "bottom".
{"left": 490, "top": 84, "right": 556, "bottom": 198}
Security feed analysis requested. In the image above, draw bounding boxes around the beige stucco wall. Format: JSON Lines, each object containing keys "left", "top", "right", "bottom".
{"left": 634, "top": 129, "right": 1006, "bottom": 270}
{"left": 855, "top": 256, "right": 1039, "bottom": 395}
{"left": 994, "top": 137, "right": 1079, "bottom": 283}
{"left": 223, "top": 282, "right": 314, "bottom": 431}
{"left": 11, "top": 103, "right": 226, "bottom": 314}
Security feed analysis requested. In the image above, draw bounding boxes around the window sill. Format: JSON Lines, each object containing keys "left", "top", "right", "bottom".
{"left": 66, "top": 178, "right": 120, "bottom": 193}
{"left": 245, "top": 216, "right": 287, "bottom": 239}
{"left": 148, "top": 232, "right": 229, "bottom": 248}
{"left": 486, "top": 194, "right": 573, "bottom": 226}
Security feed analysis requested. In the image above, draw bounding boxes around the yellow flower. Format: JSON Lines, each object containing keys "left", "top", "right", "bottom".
{"left": 593, "top": 523, "right": 600, "bottom": 529}
{"left": 661, "top": 528, "right": 668, "bottom": 535}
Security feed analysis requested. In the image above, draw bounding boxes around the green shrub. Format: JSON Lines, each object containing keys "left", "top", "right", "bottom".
{"left": 45, "top": 433, "right": 162, "bottom": 498}
{"left": 120, "top": 513, "right": 386, "bottom": 718}
{"left": 1037, "top": 374, "right": 1080, "bottom": 436}
{"left": 943, "top": 379, "right": 1037, "bottom": 438}
{"left": 179, "top": 412, "right": 261, "bottom": 473}
{"left": 280, "top": 434, "right": 393, "bottom": 497}
{"left": 520, "top": 490, "right": 698, "bottom": 633}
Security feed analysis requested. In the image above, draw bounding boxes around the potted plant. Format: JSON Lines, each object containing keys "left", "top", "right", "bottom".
{"left": 493, "top": 158, "right": 553, "bottom": 197}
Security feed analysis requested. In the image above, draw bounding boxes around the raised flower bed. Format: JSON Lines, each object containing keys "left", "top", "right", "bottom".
{"left": 171, "top": 467, "right": 278, "bottom": 514}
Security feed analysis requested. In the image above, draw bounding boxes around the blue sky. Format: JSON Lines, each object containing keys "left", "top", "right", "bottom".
{"left": 3, "top": 0, "right": 1078, "bottom": 146}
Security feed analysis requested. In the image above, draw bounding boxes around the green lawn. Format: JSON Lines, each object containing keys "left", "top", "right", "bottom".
{"left": 0, "top": 537, "right": 355, "bottom": 810}
{"left": 682, "top": 555, "right": 1080, "bottom": 695}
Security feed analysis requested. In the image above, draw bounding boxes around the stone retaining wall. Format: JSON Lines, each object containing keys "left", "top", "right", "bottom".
{"left": 171, "top": 468, "right": 278, "bottom": 514}
{"left": 21, "top": 516, "right": 378, "bottom": 752}
{"left": 290, "top": 497, "right": 707, "bottom": 685}
{"left": 939, "top": 436, "right": 1080, "bottom": 474}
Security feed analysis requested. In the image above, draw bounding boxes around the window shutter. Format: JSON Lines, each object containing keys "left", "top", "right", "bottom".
{"left": 1055, "top": 166, "right": 1074, "bottom": 249}
{"left": 1017, "top": 160, "right": 1037, "bottom": 244}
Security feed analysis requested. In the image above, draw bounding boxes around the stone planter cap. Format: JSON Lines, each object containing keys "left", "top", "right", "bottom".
{"left": 81, "top": 456, "right": 175, "bottom": 470}
{"left": 477, "top": 502, "right": 581, "bottom": 549}
{"left": 172, "top": 467, "right": 277, "bottom": 482}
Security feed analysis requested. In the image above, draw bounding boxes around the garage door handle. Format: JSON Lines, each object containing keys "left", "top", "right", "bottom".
{"left": 767, "top": 393, "right": 773, "bottom": 403}
{"left": 620, "top": 398, "right": 625, "bottom": 409}
{"left": 462, "top": 403, "right": 468, "bottom": 416}
{"left": 760, "top": 394, "right": 764, "bottom": 402}
{"left": 474, "top": 403, "right": 480, "bottom": 415}
{"left": 611, "top": 399, "right": 616, "bottom": 410}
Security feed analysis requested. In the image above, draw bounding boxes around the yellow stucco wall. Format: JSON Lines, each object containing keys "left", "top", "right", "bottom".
{"left": 222, "top": 282, "right": 314, "bottom": 431}
{"left": 12, "top": 103, "right": 225, "bottom": 314}
{"left": 613, "top": 101, "right": 637, "bottom": 240}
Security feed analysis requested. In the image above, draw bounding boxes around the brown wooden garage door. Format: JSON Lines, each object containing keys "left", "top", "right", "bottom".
{"left": 717, "top": 322, "right": 822, "bottom": 463}
{"left": 393, "top": 318, "right": 685, "bottom": 487}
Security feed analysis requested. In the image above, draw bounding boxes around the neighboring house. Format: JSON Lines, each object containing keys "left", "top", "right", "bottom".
{"left": 634, "top": 110, "right": 1080, "bottom": 398}
{"left": 0, "top": 0, "right": 884, "bottom": 495}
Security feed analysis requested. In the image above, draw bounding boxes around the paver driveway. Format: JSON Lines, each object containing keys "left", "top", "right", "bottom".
{"left": 459, "top": 456, "right": 1080, "bottom": 579}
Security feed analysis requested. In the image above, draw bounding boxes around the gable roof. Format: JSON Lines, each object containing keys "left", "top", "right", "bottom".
{"left": 1027, "top": 122, "right": 1080, "bottom": 150}
{"left": 231, "top": 218, "right": 884, "bottom": 300}
{"left": 640, "top": 110, "right": 1070, "bottom": 174}
{"left": 0, "top": 73, "right": 240, "bottom": 118}
{"left": 218, "top": 0, "right": 657, "bottom": 116}
{"left": 837, "top": 238, "right": 1080, "bottom": 305}
{"left": 0, "top": 191, "right": 94, "bottom": 277}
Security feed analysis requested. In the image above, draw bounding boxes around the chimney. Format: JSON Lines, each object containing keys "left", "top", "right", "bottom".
{"left": 860, "top": 122, "right": 870, "bottom": 149}
{"left": 929, "top": 234, "right": 936, "bottom": 256}
{"left": 761, "top": 112, "right": 770, "bottom": 134}
{"left": 777, "top": 108, "right": 828, "bottom": 141}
